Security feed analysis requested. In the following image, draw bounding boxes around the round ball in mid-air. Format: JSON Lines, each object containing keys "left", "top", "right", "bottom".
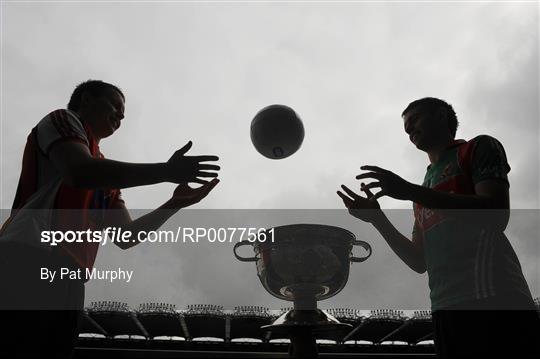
{"left": 250, "top": 104, "right": 305, "bottom": 159}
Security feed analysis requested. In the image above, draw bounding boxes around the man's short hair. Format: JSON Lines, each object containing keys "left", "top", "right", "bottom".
{"left": 402, "top": 97, "right": 459, "bottom": 138}
{"left": 67, "top": 80, "right": 124, "bottom": 112}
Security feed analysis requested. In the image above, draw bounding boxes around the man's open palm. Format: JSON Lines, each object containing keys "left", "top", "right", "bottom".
{"left": 337, "top": 183, "right": 382, "bottom": 223}
{"left": 171, "top": 178, "right": 220, "bottom": 208}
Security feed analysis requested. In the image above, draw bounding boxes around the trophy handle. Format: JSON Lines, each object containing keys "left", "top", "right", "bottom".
{"left": 350, "top": 240, "right": 372, "bottom": 262}
{"left": 233, "top": 241, "right": 257, "bottom": 262}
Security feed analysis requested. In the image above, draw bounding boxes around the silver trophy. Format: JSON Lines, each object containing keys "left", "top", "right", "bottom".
{"left": 234, "top": 224, "right": 371, "bottom": 357}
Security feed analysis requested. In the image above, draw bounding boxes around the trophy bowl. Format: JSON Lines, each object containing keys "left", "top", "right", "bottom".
{"left": 234, "top": 224, "right": 371, "bottom": 357}
{"left": 233, "top": 224, "right": 371, "bottom": 309}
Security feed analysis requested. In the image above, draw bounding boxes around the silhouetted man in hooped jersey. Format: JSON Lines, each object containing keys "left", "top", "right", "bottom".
{"left": 337, "top": 97, "right": 539, "bottom": 358}
{"left": 0, "top": 80, "right": 220, "bottom": 357}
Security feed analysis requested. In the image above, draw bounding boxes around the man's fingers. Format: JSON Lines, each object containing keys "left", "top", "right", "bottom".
{"left": 336, "top": 190, "right": 351, "bottom": 201}
{"left": 360, "top": 182, "right": 374, "bottom": 198}
{"left": 191, "top": 178, "right": 210, "bottom": 185}
{"left": 197, "top": 179, "right": 220, "bottom": 198}
{"left": 336, "top": 191, "right": 353, "bottom": 208}
{"left": 197, "top": 178, "right": 219, "bottom": 191}
{"left": 196, "top": 171, "right": 219, "bottom": 178}
{"left": 370, "top": 190, "right": 386, "bottom": 201}
{"left": 193, "top": 155, "right": 220, "bottom": 162}
{"left": 362, "top": 182, "right": 381, "bottom": 191}
{"left": 183, "top": 177, "right": 219, "bottom": 187}
{"left": 178, "top": 141, "right": 193, "bottom": 155}
{"left": 340, "top": 184, "right": 360, "bottom": 199}
{"left": 205, "top": 178, "right": 220, "bottom": 190}
{"left": 361, "top": 165, "right": 389, "bottom": 174}
{"left": 355, "top": 172, "right": 381, "bottom": 180}
{"left": 198, "top": 164, "right": 220, "bottom": 171}
{"left": 180, "top": 179, "right": 219, "bottom": 201}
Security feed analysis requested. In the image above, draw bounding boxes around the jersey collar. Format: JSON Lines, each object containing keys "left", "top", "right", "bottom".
{"left": 447, "top": 139, "right": 466, "bottom": 148}
{"left": 426, "top": 139, "right": 466, "bottom": 170}
{"left": 68, "top": 110, "right": 99, "bottom": 152}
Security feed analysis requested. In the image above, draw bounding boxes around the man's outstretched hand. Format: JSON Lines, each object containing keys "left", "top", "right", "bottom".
{"left": 356, "top": 165, "right": 414, "bottom": 201}
{"left": 166, "top": 141, "right": 220, "bottom": 184}
{"left": 337, "top": 183, "right": 383, "bottom": 223}
{"left": 169, "top": 178, "right": 220, "bottom": 209}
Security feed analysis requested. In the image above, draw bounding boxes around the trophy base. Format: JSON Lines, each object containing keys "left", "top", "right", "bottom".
{"left": 262, "top": 309, "right": 352, "bottom": 358}
{"left": 262, "top": 309, "right": 352, "bottom": 335}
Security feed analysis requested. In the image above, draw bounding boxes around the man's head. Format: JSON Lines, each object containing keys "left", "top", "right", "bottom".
{"left": 68, "top": 80, "right": 125, "bottom": 139}
{"left": 402, "top": 97, "right": 458, "bottom": 152}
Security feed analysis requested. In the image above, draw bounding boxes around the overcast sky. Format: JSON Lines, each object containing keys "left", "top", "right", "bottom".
{"left": 1, "top": 1, "right": 538, "bottom": 309}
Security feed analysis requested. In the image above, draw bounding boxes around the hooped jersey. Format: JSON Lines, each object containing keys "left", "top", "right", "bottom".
{"left": 413, "top": 135, "right": 532, "bottom": 310}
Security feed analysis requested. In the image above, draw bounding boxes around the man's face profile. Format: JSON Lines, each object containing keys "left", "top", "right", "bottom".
{"left": 84, "top": 88, "right": 125, "bottom": 139}
{"left": 403, "top": 105, "right": 449, "bottom": 152}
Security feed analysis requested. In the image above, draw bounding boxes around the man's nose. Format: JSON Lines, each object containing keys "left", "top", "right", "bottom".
{"left": 405, "top": 123, "right": 414, "bottom": 134}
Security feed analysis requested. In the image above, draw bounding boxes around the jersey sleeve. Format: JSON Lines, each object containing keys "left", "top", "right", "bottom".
{"left": 36, "top": 109, "right": 89, "bottom": 155}
{"left": 470, "top": 135, "right": 511, "bottom": 185}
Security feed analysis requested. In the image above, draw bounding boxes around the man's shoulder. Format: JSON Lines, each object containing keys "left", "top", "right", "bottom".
{"left": 38, "top": 108, "right": 82, "bottom": 127}
{"left": 466, "top": 134, "right": 504, "bottom": 148}
{"left": 463, "top": 134, "right": 510, "bottom": 180}
{"left": 35, "top": 109, "right": 89, "bottom": 154}
{"left": 457, "top": 135, "right": 506, "bottom": 161}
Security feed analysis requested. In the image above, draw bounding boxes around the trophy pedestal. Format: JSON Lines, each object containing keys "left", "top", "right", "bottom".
{"left": 263, "top": 294, "right": 352, "bottom": 358}
{"left": 263, "top": 310, "right": 352, "bottom": 358}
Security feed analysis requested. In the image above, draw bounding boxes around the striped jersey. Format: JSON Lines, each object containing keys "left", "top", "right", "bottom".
{"left": 413, "top": 135, "right": 533, "bottom": 311}
{"left": 2, "top": 109, "right": 123, "bottom": 271}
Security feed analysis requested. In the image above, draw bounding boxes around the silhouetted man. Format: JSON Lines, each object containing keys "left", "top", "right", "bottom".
{"left": 0, "top": 80, "right": 220, "bottom": 357}
{"left": 338, "top": 97, "right": 539, "bottom": 358}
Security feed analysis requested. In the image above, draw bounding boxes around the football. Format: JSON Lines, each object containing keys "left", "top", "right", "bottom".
{"left": 250, "top": 104, "right": 305, "bottom": 159}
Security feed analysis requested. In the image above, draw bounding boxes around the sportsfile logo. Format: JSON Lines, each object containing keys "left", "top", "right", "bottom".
{"left": 40, "top": 227, "right": 275, "bottom": 246}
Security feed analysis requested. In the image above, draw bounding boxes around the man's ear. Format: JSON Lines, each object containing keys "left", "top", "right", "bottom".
{"left": 437, "top": 106, "right": 452, "bottom": 134}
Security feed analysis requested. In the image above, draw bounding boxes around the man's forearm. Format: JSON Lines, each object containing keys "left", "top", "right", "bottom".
{"left": 407, "top": 184, "right": 509, "bottom": 230}
{"left": 116, "top": 198, "right": 181, "bottom": 249}
{"left": 408, "top": 184, "right": 503, "bottom": 209}
{"left": 371, "top": 214, "right": 426, "bottom": 273}
{"left": 71, "top": 158, "right": 169, "bottom": 189}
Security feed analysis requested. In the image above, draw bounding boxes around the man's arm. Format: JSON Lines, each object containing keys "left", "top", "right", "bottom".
{"left": 358, "top": 166, "right": 510, "bottom": 230}
{"left": 408, "top": 179, "right": 510, "bottom": 231}
{"left": 372, "top": 214, "right": 426, "bottom": 273}
{"left": 49, "top": 141, "right": 219, "bottom": 189}
{"left": 105, "top": 198, "right": 179, "bottom": 250}
{"left": 359, "top": 166, "right": 509, "bottom": 209}
{"left": 338, "top": 184, "right": 426, "bottom": 273}
{"left": 103, "top": 179, "right": 220, "bottom": 250}
{"left": 408, "top": 179, "right": 509, "bottom": 210}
